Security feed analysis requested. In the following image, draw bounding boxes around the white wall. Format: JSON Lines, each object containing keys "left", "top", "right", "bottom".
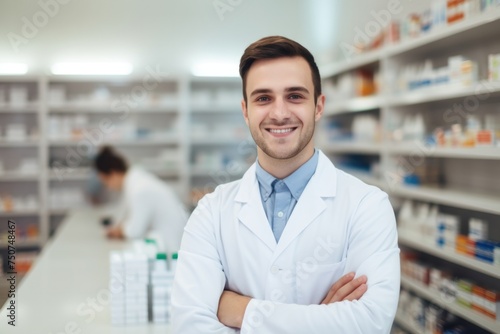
{"left": 0, "top": 0, "right": 436, "bottom": 75}
{"left": 0, "top": 0, "right": 310, "bottom": 76}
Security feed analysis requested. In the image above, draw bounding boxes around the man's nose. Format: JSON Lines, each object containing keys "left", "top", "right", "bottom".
{"left": 269, "top": 97, "right": 290, "bottom": 121}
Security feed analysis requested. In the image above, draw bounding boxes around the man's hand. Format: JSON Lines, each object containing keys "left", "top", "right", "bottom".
{"left": 106, "top": 225, "right": 125, "bottom": 239}
{"left": 321, "top": 272, "right": 367, "bottom": 304}
{"left": 217, "top": 290, "right": 251, "bottom": 329}
{"left": 217, "top": 273, "right": 367, "bottom": 329}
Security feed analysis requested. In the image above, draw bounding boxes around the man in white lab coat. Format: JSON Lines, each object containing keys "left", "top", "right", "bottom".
{"left": 172, "top": 36, "right": 400, "bottom": 333}
{"left": 94, "top": 146, "right": 187, "bottom": 254}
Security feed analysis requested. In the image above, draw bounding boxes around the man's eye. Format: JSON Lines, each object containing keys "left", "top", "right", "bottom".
{"left": 289, "top": 94, "right": 303, "bottom": 100}
{"left": 257, "top": 96, "right": 270, "bottom": 102}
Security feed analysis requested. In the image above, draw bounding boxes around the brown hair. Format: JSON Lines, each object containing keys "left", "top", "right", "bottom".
{"left": 239, "top": 36, "right": 322, "bottom": 104}
{"left": 94, "top": 146, "right": 128, "bottom": 175}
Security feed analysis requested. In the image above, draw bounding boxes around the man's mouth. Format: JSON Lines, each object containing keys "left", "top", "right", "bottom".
{"left": 267, "top": 127, "right": 297, "bottom": 134}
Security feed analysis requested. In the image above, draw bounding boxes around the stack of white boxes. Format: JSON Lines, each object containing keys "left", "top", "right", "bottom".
{"left": 109, "top": 247, "right": 177, "bottom": 326}
{"left": 436, "top": 213, "right": 459, "bottom": 249}
{"left": 109, "top": 251, "right": 125, "bottom": 325}
{"left": 151, "top": 253, "right": 175, "bottom": 323}
{"left": 124, "top": 252, "right": 149, "bottom": 325}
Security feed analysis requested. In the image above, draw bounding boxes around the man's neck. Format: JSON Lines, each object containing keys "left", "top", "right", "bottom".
{"left": 257, "top": 146, "right": 315, "bottom": 179}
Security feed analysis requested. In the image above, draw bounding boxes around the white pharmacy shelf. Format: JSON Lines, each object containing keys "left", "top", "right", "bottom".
{"left": 0, "top": 103, "right": 39, "bottom": 112}
{"left": 0, "top": 209, "right": 41, "bottom": 217}
{"left": 320, "top": 48, "right": 383, "bottom": 77}
{"left": 386, "top": 9, "right": 500, "bottom": 57}
{"left": 49, "top": 209, "right": 70, "bottom": 216}
{"left": 322, "top": 142, "right": 382, "bottom": 155}
{"left": 387, "top": 81, "right": 500, "bottom": 107}
{"left": 0, "top": 239, "right": 40, "bottom": 248}
{"left": 190, "top": 137, "right": 249, "bottom": 145}
{"left": 0, "top": 172, "right": 39, "bottom": 181}
{"left": 190, "top": 105, "right": 241, "bottom": 113}
{"left": 321, "top": 9, "right": 500, "bottom": 78}
{"left": 0, "top": 140, "right": 39, "bottom": 147}
{"left": 393, "top": 312, "right": 423, "bottom": 334}
{"left": 387, "top": 144, "right": 500, "bottom": 160}
{"left": 399, "top": 230, "right": 500, "bottom": 279}
{"left": 391, "top": 185, "right": 500, "bottom": 215}
{"left": 324, "top": 95, "right": 381, "bottom": 115}
{"left": 49, "top": 137, "right": 179, "bottom": 147}
{"left": 49, "top": 103, "right": 179, "bottom": 113}
{"left": 190, "top": 166, "right": 246, "bottom": 178}
{"left": 49, "top": 168, "right": 91, "bottom": 181}
{"left": 401, "top": 277, "right": 500, "bottom": 334}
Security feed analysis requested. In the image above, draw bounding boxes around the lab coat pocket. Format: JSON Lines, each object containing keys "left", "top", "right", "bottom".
{"left": 295, "top": 258, "right": 347, "bottom": 305}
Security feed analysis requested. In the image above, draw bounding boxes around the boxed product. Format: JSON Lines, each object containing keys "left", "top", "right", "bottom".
{"left": 456, "top": 235, "right": 469, "bottom": 255}
{"left": 472, "top": 285, "right": 486, "bottom": 314}
{"left": 469, "top": 218, "right": 488, "bottom": 241}
{"left": 436, "top": 214, "right": 459, "bottom": 249}
{"left": 495, "top": 245, "right": 500, "bottom": 267}
{"left": 475, "top": 239, "right": 497, "bottom": 264}
{"left": 483, "top": 288, "right": 500, "bottom": 320}
{"left": 488, "top": 54, "right": 500, "bottom": 82}
{"left": 456, "top": 279, "right": 473, "bottom": 308}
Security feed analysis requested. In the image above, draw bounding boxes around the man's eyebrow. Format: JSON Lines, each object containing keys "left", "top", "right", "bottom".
{"left": 250, "top": 88, "right": 272, "bottom": 97}
{"left": 285, "top": 86, "right": 310, "bottom": 94}
{"left": 250, "top": 86, "right": 310, "bottom": 97}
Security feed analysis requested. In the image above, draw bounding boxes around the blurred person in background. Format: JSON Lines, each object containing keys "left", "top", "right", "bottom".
{"left": 94, "top": 146, "right": 187, "bottom": 254}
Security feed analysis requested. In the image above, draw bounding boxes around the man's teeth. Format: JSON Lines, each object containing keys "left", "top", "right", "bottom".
{"left": 269, "top": 128, "right": 293, "bottom": 134}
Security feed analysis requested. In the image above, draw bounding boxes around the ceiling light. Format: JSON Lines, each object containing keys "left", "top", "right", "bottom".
{"left": 51, "top": 62, "right": 133, "bottom": 75}
{"left": 0, "top": 63, "right": 28, "bottom": 75}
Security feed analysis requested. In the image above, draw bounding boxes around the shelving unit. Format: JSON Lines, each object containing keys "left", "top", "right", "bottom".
{"left": 186, "top": 77, "right": 253, "bottom": 207}
{"left": 0, "top": 76, "right": 46, "bottom": 280}
{"left": 319, "top": 7, "right": 500, "bottom": 333}
{"left": 0, "top": 74, "right": 250, "bottom": 251}
{"left": 401, "top": 277, "right": 500, "bottom": 334}
{"left": 393, "top": 312, "right": 422, "bottom": 334}
{"left": 399, "top": 230, "right": 500, "bottom": 279}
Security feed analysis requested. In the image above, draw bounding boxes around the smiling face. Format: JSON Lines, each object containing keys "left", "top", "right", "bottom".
{"left": 242, "top": 56, "right": 324, "bottom": 170}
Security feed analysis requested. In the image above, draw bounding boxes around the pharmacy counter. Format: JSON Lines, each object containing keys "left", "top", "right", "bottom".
{"left": 0, "top": 209, "right": 171, "bottom": 333}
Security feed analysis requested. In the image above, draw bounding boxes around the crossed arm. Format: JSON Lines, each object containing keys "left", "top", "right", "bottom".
{"left": 172, "top": 190, "right": 400, "bottom": 333}
{"left": 217, "top": 272, "right": 368, "bottom": 328}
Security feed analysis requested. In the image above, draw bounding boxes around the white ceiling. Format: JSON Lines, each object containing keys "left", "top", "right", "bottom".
{"left": 0, "top": 0, "right": 339, "bottom": 76}
{"left": 0, "top": 0, "right": 431, "bottom": 76}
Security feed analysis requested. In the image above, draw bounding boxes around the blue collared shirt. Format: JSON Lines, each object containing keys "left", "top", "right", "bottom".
{"left": 255, "top": 149, "right": 319, "bottom": 242}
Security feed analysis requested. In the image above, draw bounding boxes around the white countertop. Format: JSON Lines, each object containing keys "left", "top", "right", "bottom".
{"left": 0, "top": 209, "right": 172, "bottom": 333}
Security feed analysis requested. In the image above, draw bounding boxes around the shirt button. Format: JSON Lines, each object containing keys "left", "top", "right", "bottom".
{"left": 270, "top": 266, "right": 279, "bottom": 274}
{"left": 277, "top": 211, "right": 284, "bottom": 218}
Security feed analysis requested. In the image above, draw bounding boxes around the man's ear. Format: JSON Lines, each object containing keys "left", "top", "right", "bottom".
{"left": 241, "top": 99, "right": 249, "bottom": 126}
{"left": 315, "top": 94, "right": 325, "bottom": 122}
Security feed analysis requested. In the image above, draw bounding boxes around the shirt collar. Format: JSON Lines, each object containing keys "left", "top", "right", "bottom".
{"left": 255, "top": 149, "right": 319, "bottom": 201}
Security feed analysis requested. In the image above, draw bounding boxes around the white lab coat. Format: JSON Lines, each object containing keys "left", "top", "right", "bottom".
{"left": 172, "top": 151, "right": 400, "bottom": 334}
{"left": 118, "top": 167, "right": 188, "bottom": 254}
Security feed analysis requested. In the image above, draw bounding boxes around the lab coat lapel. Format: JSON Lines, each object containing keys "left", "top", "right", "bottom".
{"left": 273, "top": 152, "right": 337, "bottom": 258}
{"left": 235, "top": 164, "right": 277, "bottom": 252}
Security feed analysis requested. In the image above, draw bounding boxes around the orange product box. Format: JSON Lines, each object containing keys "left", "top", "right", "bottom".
{"left": 477, "top": 130, "right": 494, "bottom": 146}
{"left": 483, "top": 289, "right": 499, "bottom": 320}
{"left": 456, "top": 235, "right": 469, "bottom": 255}
{"left": 472, "top": 285, "right": 487, "bottom": 315}
{"left": 466, "top": 238, "right": 476, "bottom": 257}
